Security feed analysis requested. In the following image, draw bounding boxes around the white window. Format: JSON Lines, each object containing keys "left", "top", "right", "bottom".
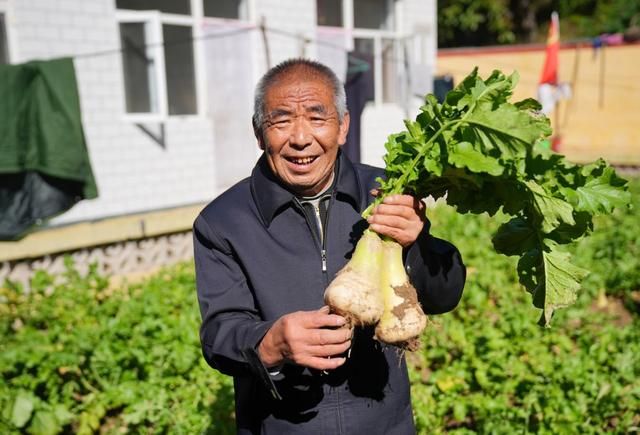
{"left": 203, "top": 0, "right": 249, "bottom": 20}
{"left": 0, "top": 12, "right": 10, "bottom": 64}
{"left": 116, "top": 0, "right": 191, "bottom": 15}
{"left": 317, "top": 0, "right": 405, "bottom": 106}
{"left": 116, "top": 2, "right": 199, "bottom": 121}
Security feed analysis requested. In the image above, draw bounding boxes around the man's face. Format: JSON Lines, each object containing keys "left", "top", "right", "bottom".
{"left": 257, "top": 75, "right": 349, "bottom": 197}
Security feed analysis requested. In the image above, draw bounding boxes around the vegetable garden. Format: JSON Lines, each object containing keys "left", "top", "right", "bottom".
{"left": 1, "top": 177, "right": 638, "bottom": 434}
{"left": 2, "top": 69, "right": 638, "bottom": 433}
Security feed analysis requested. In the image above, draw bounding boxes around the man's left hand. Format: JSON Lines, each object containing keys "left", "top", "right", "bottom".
{"left": 367, "top": 194, "right": 425, "bottom": 248}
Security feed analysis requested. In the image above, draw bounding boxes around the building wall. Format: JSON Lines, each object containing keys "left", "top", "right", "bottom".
{"left": 10, "top": 0, "right": 218, "bottom": 224}
{"left": 5, "top": 0, "right": 437, "bottom": 230}
{"left": 436, "top": 43, "right": 640, "bottom": 165}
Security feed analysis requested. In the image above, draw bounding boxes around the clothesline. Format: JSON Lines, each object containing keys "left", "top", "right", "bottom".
{"left": 73, "top": 25, "right": 255, "bottom": 60}
{"left": 68, "top": 23, "right": 414, "bottom": 70}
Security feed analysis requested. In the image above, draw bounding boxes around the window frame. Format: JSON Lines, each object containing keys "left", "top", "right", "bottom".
{"left": 318, "top": 0, "right": 403, "bottom": 106}
{"left": 0, "top": 3, "right": 15, "bottom": 64}
{"left": 202, "top": 0, "right": 250, "bottom": 21}
{"left": 115, "top": 8, "right": 204, "bottom": 122}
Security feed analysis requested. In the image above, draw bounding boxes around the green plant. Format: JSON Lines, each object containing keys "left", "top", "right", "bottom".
{"left": 410, "top": 197, "right": 640, "bottom": 433}
{"left": 0, "top": 261, "right": 234, "bottom": 434}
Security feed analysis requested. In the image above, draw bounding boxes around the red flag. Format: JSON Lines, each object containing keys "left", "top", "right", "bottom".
{"left": 539, "top": 12, "right": 559, "bottom": 85}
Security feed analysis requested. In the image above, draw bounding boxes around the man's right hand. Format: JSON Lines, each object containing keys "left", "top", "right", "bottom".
{"left": 257, "top": 306, "right": 352, "bottom": 371}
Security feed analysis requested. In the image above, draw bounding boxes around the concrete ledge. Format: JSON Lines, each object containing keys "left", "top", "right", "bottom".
{"left": 0, "top": 203, "right": 206, "bottom": 261}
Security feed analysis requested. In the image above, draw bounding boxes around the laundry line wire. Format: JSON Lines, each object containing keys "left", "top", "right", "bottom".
{"left": 67, "top": 22, "right": 417, "bottom": 71}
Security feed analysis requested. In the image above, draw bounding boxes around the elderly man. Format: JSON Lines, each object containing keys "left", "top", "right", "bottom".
{"left": 194, "top": 59, "right": 466, "bottom": 434}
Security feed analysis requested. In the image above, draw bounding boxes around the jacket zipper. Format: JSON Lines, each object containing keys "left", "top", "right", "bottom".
{"left": 294, "top": 196, "right": 332, "bottom": 280}
{"left": 312, "top": 203, "right": 328, "bottom": 273}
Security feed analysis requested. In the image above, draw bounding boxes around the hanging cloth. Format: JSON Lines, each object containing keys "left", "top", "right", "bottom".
{"left": 343, "top": 52, "right": 374, "bottom": 164}
{"left": 0, "top": 57, "right": 97, "bottom": 240}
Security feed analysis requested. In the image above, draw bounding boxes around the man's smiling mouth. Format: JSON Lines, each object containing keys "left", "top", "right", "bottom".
{"left": 285, "top": 156, "right": 318, "bottom": 166}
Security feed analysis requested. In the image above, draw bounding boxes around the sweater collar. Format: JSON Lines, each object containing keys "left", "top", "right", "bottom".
{"left": 250, "top": 150, "right": 361, "bottom": 227}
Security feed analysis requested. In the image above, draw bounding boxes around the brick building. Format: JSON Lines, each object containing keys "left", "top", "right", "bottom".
{"left": 0, "top": 0, "right": 437, "bottom": 282}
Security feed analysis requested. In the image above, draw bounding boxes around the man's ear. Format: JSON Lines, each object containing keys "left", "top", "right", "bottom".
{"left": 253, "top": 120, "right": 265, "bottom": 150}
{"left": 338, "top": 111, "right": 350, "bottom": 145}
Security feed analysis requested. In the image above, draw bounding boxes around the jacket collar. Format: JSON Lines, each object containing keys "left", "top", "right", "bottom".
{"left": 250, "top": 150, "right": 361, "bottom": 227}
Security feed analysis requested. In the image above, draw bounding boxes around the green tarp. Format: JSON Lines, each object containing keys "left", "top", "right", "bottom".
{"left": 0, "top": 57, "right": 97, "bottom": 240}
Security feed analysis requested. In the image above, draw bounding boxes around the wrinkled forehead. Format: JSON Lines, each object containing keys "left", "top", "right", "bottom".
{"left": 264, "top": 70, "right": 335, "bottom": 106}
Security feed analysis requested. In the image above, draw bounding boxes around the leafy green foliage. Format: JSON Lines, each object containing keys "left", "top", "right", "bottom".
{"left": 0, "top": 263, "right": 235, "bottom": 435}
{"left": 438, "top": 0, "right": 640, "bottom": 47}
{"left": 368, "top": 68, "right": 630, "bottom": 324}
{"left": 1, "top": 180, "right": 638, "bottom": 433}
{"left": 411, "top": 194, "right": 640, "bottom": 433}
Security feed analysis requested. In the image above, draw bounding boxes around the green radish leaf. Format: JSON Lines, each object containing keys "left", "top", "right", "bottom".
{"left": 525, "top": 181, "right": 575, "bottom": 233}
{"left": 574, "top": 166, "right": 631, "bottom": 214}
{"left": 539, "top": 242, "right": 588, "bottom": 325}
{"left": 448, "top": 141, "right": 504, "bottom": 176}
{"left": 372, "top": 67, "right": 629, "bottom": 323}
{"left": 492, "top": 217, "right": 537, "bottom": 256}
{"left": 465, "top": 104, "right": 551, "bottom": 153}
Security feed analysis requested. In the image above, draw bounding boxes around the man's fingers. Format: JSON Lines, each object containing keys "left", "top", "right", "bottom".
{"left": 306, "top": 312, "right": 347, "bottom": 329}
{"left": 372, "top": 203, "right": 415, "bottom": 219}
{"left": 382, "top": 194, "right": 416, "bottom": 207}
{"left": 369, "top": 215, "right": 410, "bottom": 230}
{"left": 318, "top": 305, "right": 331, "bottom": 314}
{"left": 309, "top": 340, "right": 352, "bottom": 357}
{"left": 310, "top": 326, "right": 353, "bottom": 345}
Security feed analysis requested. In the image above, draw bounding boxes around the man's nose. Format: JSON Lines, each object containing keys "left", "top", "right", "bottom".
{"left": 289, "top": 117, "right": 312, "bottom": 148}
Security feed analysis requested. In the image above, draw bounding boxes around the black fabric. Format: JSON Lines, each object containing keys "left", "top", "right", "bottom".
{"left": 433, "top": 75, "right": 455, "bottom": 103}
{"left": 0, "top": 171, "right": 83, "bottom": 240}
{"left": 193, "top": 151, "right": 466, "bottom": 434}
{"left": 343, "top": 52, "right": 374, "bottom": 164}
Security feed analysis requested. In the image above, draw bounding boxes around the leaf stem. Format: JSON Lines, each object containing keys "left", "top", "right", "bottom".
{"left": 362, "top": 119, "right": 462, "bottom": 219}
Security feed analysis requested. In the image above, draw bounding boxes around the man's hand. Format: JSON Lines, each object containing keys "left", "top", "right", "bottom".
{"left": 258, "top": 306, "right": 353, "bottom": 371}
{"left": 367, "top": 194, "right": 426, "bottom": 247}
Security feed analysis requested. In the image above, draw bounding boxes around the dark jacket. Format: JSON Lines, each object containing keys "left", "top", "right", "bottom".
{"left": 193, "top": 152, "right": 466, "bottom": 434}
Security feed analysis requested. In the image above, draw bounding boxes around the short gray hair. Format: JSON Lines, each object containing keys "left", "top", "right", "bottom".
{"left": 252, "top": 58, "right": 347, "bottom": 134}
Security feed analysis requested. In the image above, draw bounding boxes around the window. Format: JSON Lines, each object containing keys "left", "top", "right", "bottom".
{"left": 317, "top": 0, "right": 402, "bottom": 105}
{"left": 162, "top": 24, "right": 197, "bottom": 115}
{"left": 203, "top": 0, "right": 248, "bottom": 20}
{"left": 0, "top": 13, "right": 9, "bottom": 65}
{"left": 120, "top": 21, "right": 156, "bottom": 113}
{"left": 115, "top": 0, "right": 191, "bottom": 15}
{"left": 317, "top": 0, "right": 343, "bottom": 27}
{"left": 353, "top": 0, "right": 392, "bottom": 30}
{"left": 116, "top": 9, "right": 198, "bottom": 119}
